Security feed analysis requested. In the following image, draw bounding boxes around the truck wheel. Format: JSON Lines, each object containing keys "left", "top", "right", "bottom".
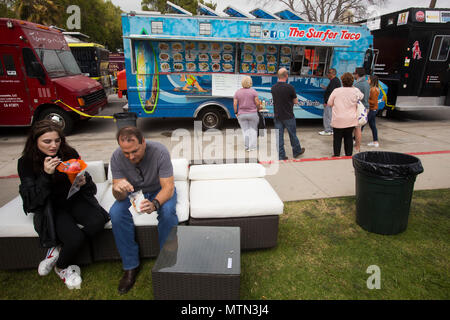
{"left": 199, "top": 108, "right": 224, "bottom": 130}
{"left": 38, "top": 107, "right": 75, "bottom": 135}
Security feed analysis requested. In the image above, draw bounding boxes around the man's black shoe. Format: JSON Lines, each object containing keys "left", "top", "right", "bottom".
{"left": 118, "top": 267, "right": 139, "bottom": 294}
{"left": 280, "top": 156, "right": 288, "bottom": 160}
{"left": 294, "top": 147, "right": 306, "bottom": 158}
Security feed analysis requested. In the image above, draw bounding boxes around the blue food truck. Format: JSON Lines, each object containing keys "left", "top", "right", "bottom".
{"left": 121, "top": 4, "right": 386, "bottom": 129}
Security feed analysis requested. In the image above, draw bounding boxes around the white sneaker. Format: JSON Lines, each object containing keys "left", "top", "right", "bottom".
{"left": 368, "top": 142, "right": 379, "bottom": 147}
{"left": 38, "top": 246, "right": 60, "bottom": 276}
{"left": 55, "top": 265, "right": 82, "bottom": 290}
{"left": 319, "top": 131, "right": 333, "bottom": 136}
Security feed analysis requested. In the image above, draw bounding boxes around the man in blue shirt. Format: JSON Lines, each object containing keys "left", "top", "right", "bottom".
{"left": 319, "top": 68, "right": 341, "bottom": 136}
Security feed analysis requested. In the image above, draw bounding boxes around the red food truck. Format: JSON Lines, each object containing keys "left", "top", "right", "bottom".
{"left": 0, "top": 18, "right": 107, "bottom": 134}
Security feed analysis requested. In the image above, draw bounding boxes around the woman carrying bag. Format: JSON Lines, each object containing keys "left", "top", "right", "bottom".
{"left": 327, "top": 72, "right": 364, "bottom": 157}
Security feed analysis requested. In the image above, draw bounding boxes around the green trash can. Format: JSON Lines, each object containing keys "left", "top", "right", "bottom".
{"left": 113, "top": 112, "right": 137, "bottom": 130}
{"left": 352, "top": 151, "right": 424, "bottom": 235}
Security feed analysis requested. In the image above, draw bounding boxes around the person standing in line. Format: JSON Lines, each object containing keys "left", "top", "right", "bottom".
{"left": 319, "top": 68, "right": 341, "bottom": 136}
{"left": 367, "top": 75, "right": 380, "bottom": 147}
{"left": 271, "top": 68, "right": 305, "bottom": 160}
{"left": 233, "top": 76, "right": 261, "bottom": 151}
{"left": 109, "top": 126, "right": 178, "bottom": 294}
{"left": 353, "top": 67, "right": 370, "bottom": 152}
{"left": 328, "top": 72, "right": 364, "bottom": 157}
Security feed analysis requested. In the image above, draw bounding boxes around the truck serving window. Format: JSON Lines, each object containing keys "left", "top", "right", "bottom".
{"left": 289, "top": 46, "right": 331, "bottom": 76}
{"left": 430, "top": 35, "right": 450, "bottom": 62}
{"left": 35, "top": 49, "right": 81, "bottom": 78}
{"left": 3, "top": 55, "right": 17, "bottom": 77}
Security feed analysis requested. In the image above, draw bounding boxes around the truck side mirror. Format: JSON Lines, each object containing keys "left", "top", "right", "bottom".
{"left": 31, "top": 61, "right": 46, "bottom": 85}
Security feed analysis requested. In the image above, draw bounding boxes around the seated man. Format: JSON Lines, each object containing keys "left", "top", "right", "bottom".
{"left": 109, "top": 126, "right": 178, "bottom": 294}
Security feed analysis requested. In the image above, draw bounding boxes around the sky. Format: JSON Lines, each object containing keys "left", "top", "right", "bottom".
{"left": 110, "top": 0, "right": 446, "bottom": 17}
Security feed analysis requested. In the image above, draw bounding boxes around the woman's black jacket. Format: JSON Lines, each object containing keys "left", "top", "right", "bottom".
{"left": 17, "top": 155, "right": 110, "bottom": 248}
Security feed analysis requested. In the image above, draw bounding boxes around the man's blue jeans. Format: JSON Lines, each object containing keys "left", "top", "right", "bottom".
{"left": 109, "top": 188, "right": 178, "bottom": 270}
{"left": 274, "top": 117, "right": 302, "bottom": 159}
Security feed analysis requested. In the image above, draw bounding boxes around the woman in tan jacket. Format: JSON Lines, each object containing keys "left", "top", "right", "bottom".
{"left": 367, "top": 75, "right": 380, "bottom": 147}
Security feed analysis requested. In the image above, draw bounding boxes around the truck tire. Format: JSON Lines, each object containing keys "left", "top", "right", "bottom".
{"left": 37, "top": 107, "right": 75, "bottom": 135}
{"left": 199, "top": 108, "right": 224, "bottom": 130}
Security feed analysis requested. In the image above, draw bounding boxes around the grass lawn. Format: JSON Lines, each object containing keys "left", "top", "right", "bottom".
{"left": 0, "top": 189, "right": 449, "bottom": 300}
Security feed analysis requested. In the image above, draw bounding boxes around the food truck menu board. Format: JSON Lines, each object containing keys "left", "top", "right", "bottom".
{"left": 156, "top": 41, "right": 235, "bottom": 73}
{"left": 212, "top": 74, "right": 246, "bottom": 97}
{"left": 279, "top": 46, "right": 293, "bottom": 73}
{"left": 240, "top": 44, "right": 278, "bottom": 74}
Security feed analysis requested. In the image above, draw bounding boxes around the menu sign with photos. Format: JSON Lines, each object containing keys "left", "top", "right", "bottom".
{"left": 156, "top": 41, "right": 235, "bottom": 73}
{"left": 279, "top": 45, "right": 293, "bottom": 72}
{"left": 240, "top": 43, "right": 278, "bottom": 74}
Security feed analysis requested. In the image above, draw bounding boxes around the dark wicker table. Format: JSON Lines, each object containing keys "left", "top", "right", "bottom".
{"left": 152, "top": 225, "right": 240, "bottom": 300}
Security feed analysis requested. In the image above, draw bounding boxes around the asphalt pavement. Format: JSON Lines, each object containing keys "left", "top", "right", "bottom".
{"left": 1, "top": 94, "right": 450, "bottom": 206}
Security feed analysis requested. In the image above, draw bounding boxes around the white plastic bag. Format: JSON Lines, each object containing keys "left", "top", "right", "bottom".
{"left": 357, "top": 101, "right": 368, "bottom": 126}
{"left": 128, "top": 190, "right": 145, "bottom": 215}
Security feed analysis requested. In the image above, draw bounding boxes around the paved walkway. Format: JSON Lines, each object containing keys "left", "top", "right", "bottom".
{"left": 1, "top": 103, "right": 450, "bottom": 206}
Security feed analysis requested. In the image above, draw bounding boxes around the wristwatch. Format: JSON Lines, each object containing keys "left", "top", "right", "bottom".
{"left": 152, "top": 199, "right": 161, "bottom": 211}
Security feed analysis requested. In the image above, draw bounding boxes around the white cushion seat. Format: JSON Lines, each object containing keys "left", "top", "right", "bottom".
{"left": 188, "top": 162, "right": 284, "bottom": 250}
{"left": 0, "top": 196, "right": 36, "bottom": 238}
{"left": 190, "top": 178, "right": 283, "bottom": 219}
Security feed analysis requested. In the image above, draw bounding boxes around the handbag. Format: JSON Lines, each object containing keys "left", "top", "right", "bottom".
{"left": 357, "top": 100, "right": 368, "bottom": 126}
{"left": 257, "top": 111, "right": 266, "bottom": 137}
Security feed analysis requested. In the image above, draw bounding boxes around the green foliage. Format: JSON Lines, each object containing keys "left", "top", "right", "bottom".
{"left": 0, "top": 0, "right": 17, "bottom": 18}
{"left": 3, "top": 0, "right": 124, "bottom": 52}
{"left": 140, "top": 0, "right": 216, "bottom": 15}
{"left": 54, "top": 0, "right": 124, "bottom": 52}
{"left": 199, "top": 0, "right": 216, "bottom": 10}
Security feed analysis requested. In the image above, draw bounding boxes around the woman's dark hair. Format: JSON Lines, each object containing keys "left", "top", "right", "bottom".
{"left": 369, "top": 75, "right": 379, "bottom": 88}
{"left": 22, "top": 120, "right": 77, "bottom": 174}
{"left": 341, "top": 72, "right": 354, "bottom": 87}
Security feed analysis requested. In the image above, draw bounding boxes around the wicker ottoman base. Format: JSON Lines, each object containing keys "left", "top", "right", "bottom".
{"left": 91, "top": 226, "right": 160, "bottom": 262}
{"left": 152, "top": 226, "right": 241, "bottom": 300}
{"left": 0, "top": 237, "right": 92, "bottom": 270}
{"left": 189, "top": 215, "right": 279, "bottom": 250}
{"left": 153, "top": 273, "right": 240, "bottom": 300}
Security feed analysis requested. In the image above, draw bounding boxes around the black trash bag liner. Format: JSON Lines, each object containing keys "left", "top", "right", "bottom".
{"left": 353, "top": 151, "right": 424, "bottom": 179}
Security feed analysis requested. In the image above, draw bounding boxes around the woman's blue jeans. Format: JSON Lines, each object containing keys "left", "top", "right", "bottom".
{"left": 109, "top": 188, "right": 178, "bottom": 270}
{"left": 367, "top": 110, "right": 378, "bottom": 141}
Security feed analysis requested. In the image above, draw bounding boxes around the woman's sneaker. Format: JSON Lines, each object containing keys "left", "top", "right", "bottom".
{"left": 38, "top": 246, "right": 60, "bottom": 276}
{"left": 55, "top": 265, "right": 82, "bottom": 290}
{"left": 368, "top": 141, "right": 379, "bottom": 147}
